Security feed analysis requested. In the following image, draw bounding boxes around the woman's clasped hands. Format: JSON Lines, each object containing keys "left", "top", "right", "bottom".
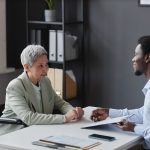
{"left": 65, "top": 107, "right": 84, "bottom": 122}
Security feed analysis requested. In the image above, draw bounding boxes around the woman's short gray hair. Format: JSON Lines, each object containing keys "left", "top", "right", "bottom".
{"left": 20, "top": 45, "right": 47, "bottom": 66}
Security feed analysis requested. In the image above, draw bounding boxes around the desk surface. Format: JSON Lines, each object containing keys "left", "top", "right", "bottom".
{"left": 0, "top": 117, "right": 143, "bottom": 150}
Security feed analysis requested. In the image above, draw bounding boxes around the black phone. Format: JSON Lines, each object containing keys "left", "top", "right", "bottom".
{"left": 88, "top": 134, "right": 116, "bottom": 141}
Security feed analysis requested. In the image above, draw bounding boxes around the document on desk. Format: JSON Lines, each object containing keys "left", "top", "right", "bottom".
{"left": 82, "top": 116, "right": 128, "bottom": 129}
{"left": 40, "top": 135, "right": 101, "bottom": 149}
{"left": 83, "top": 106, "right": 98, "bottom": 121}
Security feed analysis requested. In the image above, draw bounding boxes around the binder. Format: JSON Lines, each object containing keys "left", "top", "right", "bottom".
{"left": 57, "top": 30, "right": 78, "bottom": 62}
{"left": 47, "top": 68, "right": 55, "bottom": 89}
{"left": 49, "top": 30, "right": 57, "bottom": 61}
{"left": 55, "top": 68, "right": 63, "bottom": 97}
{"left": 66, "top": 70, "right": 77, "bottom": 99}
{"left": 47, "top": 68, "right": 77, "bottom": 99}
{"left": 30, "top": 29, "right": 36, "bottom": 44}
{"left": 57, "top": 30, "right": 64, "bottom": 62}
{"left": 36, "top": 30, "right": 42, "bottom": 45}
{"left": 65, "top": 34, "right": 78, "bottom": 60}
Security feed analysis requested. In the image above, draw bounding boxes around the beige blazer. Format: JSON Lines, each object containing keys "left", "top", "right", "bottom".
{"left": 0, "top": 72, "right": 73, "bottom": 135}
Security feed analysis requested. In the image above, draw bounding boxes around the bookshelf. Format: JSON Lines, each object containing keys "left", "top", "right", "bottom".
{"left": 26, "top": 0, "right": 84, "bottom": 106}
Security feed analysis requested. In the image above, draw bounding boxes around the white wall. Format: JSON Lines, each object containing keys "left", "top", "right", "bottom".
{"left": 0, "top": 0, "right": 14, "bottom": 74}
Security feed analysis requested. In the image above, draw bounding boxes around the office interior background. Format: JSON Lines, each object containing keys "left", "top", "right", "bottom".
{"left": 0, "top": 0, "right": 149, "bottom": 111}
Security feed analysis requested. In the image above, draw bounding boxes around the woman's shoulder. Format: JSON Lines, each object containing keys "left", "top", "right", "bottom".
{"left": 7, "top": 74, "right": 25, "bottom": 91}
{"left": 7, "top": 78, "right": 21, "bottom": 89}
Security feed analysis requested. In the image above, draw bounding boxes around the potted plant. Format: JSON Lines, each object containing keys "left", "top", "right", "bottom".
{"left": 44, "top": 0, "right": 56, "bottom": 22}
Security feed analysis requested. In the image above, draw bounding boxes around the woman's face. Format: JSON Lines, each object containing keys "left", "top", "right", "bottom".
{"left": 26, "top": 55, "right": 49, "bottom": 85}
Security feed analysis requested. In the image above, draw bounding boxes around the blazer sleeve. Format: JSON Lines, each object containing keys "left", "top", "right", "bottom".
{"left": 5, "top": 79, "right": 68, "bottom": 125}
{"left": 44, "top": 78, "right": 73, "bottom": 114}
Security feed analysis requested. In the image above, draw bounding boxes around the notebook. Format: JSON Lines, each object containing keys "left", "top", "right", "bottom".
{"left": 39, "top": 135, "right": 101, "bottom": 149}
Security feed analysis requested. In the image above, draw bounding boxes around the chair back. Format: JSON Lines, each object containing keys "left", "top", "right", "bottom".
{"left": 0, "top": 104, "right": 4, "bottom": 116}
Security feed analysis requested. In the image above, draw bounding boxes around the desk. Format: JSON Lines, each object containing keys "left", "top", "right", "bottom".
{"left": 0, "top": 117, "right": 143, "bottom": 150}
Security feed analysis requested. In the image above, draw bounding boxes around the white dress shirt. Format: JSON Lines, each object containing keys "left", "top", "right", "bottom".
{"left": 109, "top": 80, "right": 150, "bottom": 149}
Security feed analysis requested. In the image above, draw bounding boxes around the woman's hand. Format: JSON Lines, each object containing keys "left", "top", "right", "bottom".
{"left": 91, "top": 108, "right": 109, "bottom": 122}
{"left": 65, "top": 107, "right": 84, "bottom": 122}
{"left": 75, "top": 107, "right": 84, "bottom": 120}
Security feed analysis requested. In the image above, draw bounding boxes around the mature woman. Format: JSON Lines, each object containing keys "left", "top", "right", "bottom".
{"left": 0, "top": 45, "right": 84, "bottom": 135}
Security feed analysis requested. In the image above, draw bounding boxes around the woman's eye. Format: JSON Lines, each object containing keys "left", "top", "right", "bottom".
{"left": 38, "top": 64, "right": 48, "bottom": 68}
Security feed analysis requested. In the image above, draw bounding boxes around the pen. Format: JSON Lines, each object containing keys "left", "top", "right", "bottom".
{"left": 127, "top": 114, "right": 135, "bottom": 120}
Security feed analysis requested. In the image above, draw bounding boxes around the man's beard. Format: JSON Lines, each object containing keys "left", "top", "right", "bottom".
{"left": 134, "top": 70, "right": 143, "bottom": 76}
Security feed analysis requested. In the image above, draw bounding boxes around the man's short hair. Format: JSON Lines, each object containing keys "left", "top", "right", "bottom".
{"left": 138, "top": 35, "right": 150, "bottom": 55}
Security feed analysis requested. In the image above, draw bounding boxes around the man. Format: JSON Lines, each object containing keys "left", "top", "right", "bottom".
{"left": 91, "top": 35, "right": 150, "bottom": 149}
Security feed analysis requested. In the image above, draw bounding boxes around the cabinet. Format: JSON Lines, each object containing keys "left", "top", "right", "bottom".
{"left": 26, "top": 0, "right": 84, "bottom": 106}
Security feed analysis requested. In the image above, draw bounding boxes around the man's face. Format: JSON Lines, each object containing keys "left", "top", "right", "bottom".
{"left": 132, "top": 44, "right": 147, "bottom": 76}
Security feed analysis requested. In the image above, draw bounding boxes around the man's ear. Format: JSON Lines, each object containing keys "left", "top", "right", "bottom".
{"left": 145, "top": 54, "right": 150, "bottom": 63}
{"left": 23, "top": 64, "right": 30, "bottom": 72}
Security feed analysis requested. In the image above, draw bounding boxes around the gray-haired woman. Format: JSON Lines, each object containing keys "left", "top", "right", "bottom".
{"left": 0, "top": 45, "right": 84, "bottom": 135}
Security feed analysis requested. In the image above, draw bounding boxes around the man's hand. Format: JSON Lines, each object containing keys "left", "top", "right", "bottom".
{"left": 91, "top": 108, "right": 109, "bottom": 122}
{"left": 116, "top": 119, "right": 135, "bottom": 132}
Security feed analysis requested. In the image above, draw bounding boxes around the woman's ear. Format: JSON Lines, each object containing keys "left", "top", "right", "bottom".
{"left": 23, "top": 64, "right": 30, "bottom": 72}
{"left": 145, "top": 54, "right": 150, "bottom": 63}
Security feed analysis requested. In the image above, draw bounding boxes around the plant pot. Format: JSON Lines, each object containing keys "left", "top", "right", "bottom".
{"left": 44, "top": 10, "right": 56, "bottom": 22}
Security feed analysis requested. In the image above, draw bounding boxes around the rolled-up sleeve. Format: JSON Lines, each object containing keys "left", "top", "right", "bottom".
{"left": 109, "top": 107, "right": 143, "bottom": 124}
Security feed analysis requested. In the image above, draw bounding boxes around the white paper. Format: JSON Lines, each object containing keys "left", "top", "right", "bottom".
{"left": 82, "top": 116, "right": 129, "bottom": 128}
{"left": 82, "top": 106, "right": 131, "bottom": 128}
{"left": 83, "top": 106, "right": 98, "bottom": 121}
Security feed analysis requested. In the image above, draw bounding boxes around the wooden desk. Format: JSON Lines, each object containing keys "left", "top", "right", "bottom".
{"left": 0, "top": 117, "right": 143, "bottom": 150}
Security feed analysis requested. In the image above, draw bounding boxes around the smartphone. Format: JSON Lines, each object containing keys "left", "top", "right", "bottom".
{"left": 88, "top": 134, "right": 116, "bottom": 141}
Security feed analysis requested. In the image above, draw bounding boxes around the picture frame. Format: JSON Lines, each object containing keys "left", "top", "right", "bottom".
{"left": 139, "top": 0, "right": 150, "bottom": 5}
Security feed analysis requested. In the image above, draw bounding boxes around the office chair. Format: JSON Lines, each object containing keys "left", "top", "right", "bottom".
{"left": 0, "top": 117, "right": 28, "bottom": 127}
{"left": 0, "top": 104, "right": 28, "bottom": 127}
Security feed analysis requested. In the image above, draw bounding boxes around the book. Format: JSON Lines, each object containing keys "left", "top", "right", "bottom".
{"left": 39, "top": 135, "right": 101, "bottom": 149}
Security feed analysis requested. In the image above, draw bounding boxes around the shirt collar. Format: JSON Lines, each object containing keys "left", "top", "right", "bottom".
{"left": 32, "top": 83, "right": 41, "bottom": 91}
{"left": 142, "top": 80, "right": 150, "bottom": 95}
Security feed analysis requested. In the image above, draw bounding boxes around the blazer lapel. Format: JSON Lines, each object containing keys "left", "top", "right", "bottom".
{"left": 18, "top": 72, "right": 39, "bottom": 112}
{"left": 40, "top": 81, "right": 50, "bottom": 114}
